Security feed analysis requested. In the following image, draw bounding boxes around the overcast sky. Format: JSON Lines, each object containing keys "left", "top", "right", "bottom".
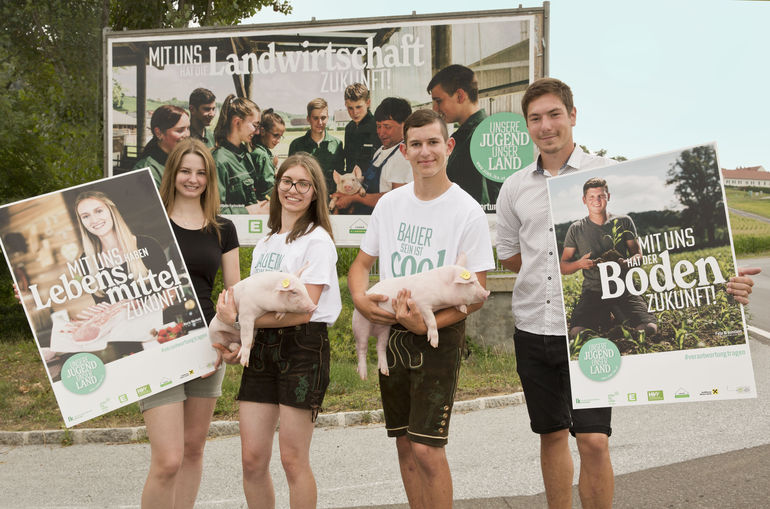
{"left": 243, "top": 0, "right": 769, "bottom": 171}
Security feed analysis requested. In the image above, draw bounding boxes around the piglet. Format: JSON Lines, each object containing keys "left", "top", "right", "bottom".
{"left": 208, "top": 268, "right": 317, "bottom": 367}
{"left": 352, "top": 253, "right": 490, "bottom": 379}
{"left": 329, "top": 167, "right": 365, "bottom": 211}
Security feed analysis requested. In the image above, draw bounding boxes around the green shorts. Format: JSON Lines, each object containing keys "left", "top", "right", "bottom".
{"left": 139, "top": 363, "right": 226, "bottom": 412}
{"left": 237, "top": 322, "right": 330, "bottom": 422}
{"left": 379, "top": 321, "right": 465, "bottom": 447}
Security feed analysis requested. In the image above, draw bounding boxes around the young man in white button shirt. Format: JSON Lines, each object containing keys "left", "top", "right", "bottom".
{"left": 496, "top": 77, "right": 760, "bottom": 509}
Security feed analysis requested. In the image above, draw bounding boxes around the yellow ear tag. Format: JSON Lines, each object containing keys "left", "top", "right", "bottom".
{"left": 282, "top": 278, "right": 290, "bottom": 288}
{"left": 460, "top": 270, "right": 471, "bottom": 280}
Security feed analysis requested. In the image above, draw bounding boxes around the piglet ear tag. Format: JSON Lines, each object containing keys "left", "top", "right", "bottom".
{"left": 460, "top": 270, "right": 471, "bottom": 280}
{"left": 281, "top": 278, "right": 290, "bottom": 288}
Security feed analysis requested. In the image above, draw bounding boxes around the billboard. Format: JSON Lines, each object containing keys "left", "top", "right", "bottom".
{"left": 547, "top": 143, "right": 756, "bottom": 408}
{"left": 105, "top": 8, "right": 548, "bottom": 245}
{"left": 0, "top": 170, "right": 215, "bottom": 426}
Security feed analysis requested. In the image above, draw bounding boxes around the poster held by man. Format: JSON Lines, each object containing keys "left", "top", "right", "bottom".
{"left": 547, "top": 143, "right": 756, "bottom": 408}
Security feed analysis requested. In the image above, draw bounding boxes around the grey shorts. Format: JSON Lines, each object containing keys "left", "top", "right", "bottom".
{"left": 139, "top": 363, "right": 226, "bottom": 412}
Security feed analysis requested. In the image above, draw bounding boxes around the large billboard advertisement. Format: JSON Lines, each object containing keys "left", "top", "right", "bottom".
{"left": 547, "top": 143, "right": 756, "bottom": 408}
{"left": 105, "top": 8, "right": 547, "bottom": 245}
{"left": 0, "top": 170, "right": 215, "bottom": 427}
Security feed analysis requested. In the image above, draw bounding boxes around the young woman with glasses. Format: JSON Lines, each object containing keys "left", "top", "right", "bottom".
{"left": 215, "top": 152, "right": 341, "bottom": 508}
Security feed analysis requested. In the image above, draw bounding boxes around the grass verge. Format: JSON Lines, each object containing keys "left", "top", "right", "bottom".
{"left": 0, "top": 336, "right": 519, "bottom": 431}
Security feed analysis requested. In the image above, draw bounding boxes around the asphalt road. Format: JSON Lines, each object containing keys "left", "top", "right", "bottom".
{"left": 1, "top": 258, "right": 768, "bottom": 508}
{"left": 1, "top": 329, "right": 768, "bottom": 508}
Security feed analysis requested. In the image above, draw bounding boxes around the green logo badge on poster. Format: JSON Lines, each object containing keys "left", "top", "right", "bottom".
{"left": 248, "top": 220, "right": 263, "bottom": 233}
{"left": 136, "top": 384, "right": 152, "bottom": 397}
{"left": 647, "top": 390, "right": 664, "bottom": 401}
{"left": 627, "top": 393, "right": 637, "bottom": 402}
{"left": 60, "top": 353, "right": 106, "bottom": 395}
{"left": 118, "top": 394, "right": 128, "bottom": 403}
{"left": 578, "top": 337, "right": 621, "bottom": 381}
{"left": 470, "top": 112, "right": 534, "bottom": 182}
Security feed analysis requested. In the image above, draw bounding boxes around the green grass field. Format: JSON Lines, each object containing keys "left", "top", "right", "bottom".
{"left": 725, "top": 188, "right": 770, "bottom": 254}
{"left": 725, "top": 188, "right": 770, "bottom": 218}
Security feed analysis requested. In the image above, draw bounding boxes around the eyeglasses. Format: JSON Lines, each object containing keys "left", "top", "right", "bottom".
{"left": 278, "top": 177, "right": 313, "bottom": 194}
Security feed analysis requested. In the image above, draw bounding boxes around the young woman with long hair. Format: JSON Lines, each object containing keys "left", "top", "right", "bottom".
{"left": 216, "top": 152, "right": 340, "bottom": 508}
{"left": 250, "top": 107, "right": 284, "bottom": 197}
{"left": 212, "top": 94, "right": 269, "bottom": 214}
{"left": 140, "top": 137, "right": 241, "bottom": 509}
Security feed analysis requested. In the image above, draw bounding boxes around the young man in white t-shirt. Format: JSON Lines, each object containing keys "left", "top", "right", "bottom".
{"left": 348, "top": 109, "right": 495, "bottom": 509}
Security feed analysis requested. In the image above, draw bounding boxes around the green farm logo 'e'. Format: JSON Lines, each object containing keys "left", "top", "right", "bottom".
{"left": 470, "top": 112, "right": 534, "bottom": 182}
{"left": 578, "top": 338, "right": 621, "bottom": 382}
{"left": 60, "top": 353, "right": 106, "bottom": 395}
{"left": 248, "top": 219, "right": 263, "bottom": 234}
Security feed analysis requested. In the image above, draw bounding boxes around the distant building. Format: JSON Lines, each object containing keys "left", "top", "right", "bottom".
{"left": 721, "top": 165, "right": 770, "bottom": 187}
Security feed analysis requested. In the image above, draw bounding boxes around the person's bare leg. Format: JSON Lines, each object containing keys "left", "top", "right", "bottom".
{"left": 410, "top": 441, "right": 453, "bottom": 509}
{"left": 395, "top": 436, "right": 428, "bottom": 508}
{"left": 576, "top": 432, "right": 613, "bottom": 509}
{"left": 239, "top": 402, "right": 279, "bottom": 509}
{"left": 172, "top": 396, "right": 217, "bottom": 508}
{"left": 540, "top": 429, "right": 574, "bottom": 509}
{"left": 141, "top": 402, "right": 185, "bottom": 508}
{"left": 277, "top": 405, "right": 317, "bottom": 509}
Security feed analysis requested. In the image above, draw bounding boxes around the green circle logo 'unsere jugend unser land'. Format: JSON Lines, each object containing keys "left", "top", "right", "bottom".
{"left": 578, "top": 338, "right": 621, "bottom": 382}
{"left": 470, "top": 112, "right": 534, "bottom": 182}
{"left": 61, "top": 353, "right": 106, "bottom": 395}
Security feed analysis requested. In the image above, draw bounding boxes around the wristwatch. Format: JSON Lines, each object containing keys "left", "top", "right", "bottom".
{"left": 233, "top": 313, "right": 241, "bottom": 331}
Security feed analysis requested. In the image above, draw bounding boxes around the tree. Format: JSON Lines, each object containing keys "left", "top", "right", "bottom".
{"left": 666, "top": 145, "right": 723, "bottom": 245}
{"left": 0, "top": 0, "right": 292, "bottom": 332}
{"left": 110, "top": 0, "right": 291, "bottom": 30}
{"left": 579, "top": 145, "right": 627, "bottom": 162}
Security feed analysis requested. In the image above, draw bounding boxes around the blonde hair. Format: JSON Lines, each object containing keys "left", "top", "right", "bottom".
{"left": 159, "top": 138, "right": 223, "bottom": 241}
{"left": 268, "top": 153, "right": 334, "bottom": 243}
{"left": 214, "top": 94, "right": 260, "bottom": 147}
{"left": 74, "top": 191, "right": 148, "bottom": 286}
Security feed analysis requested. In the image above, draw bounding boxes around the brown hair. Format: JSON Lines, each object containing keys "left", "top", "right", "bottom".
{"left": 306, "top": 98, "right": 328, "bottom": 117}
{"left": 427, "top": 64, "right": 478, "bottom": 102}
{"left": 159, "top": 138, "right": 223, "bottom": 241}
{"left": 267, "top": 153, "right": 334, "bottom": 243}
{"left": 403, "top": 109, "right": 448, "bottom": 143}
{"left": 257, "top": 108, "right": 286, "bottom": 145}
{"left": 521, "top": 78, "right": 574, "bottom": 118}
{"left": 583, "top": 177, "right": 608, "bottom": 196}
{"left": 189, "top": 87, "right": 215, "bottom": 108}
{"left": 344, "top": 83, "right": 370, "bottom": 102}
{"left": 214, "top": 94, "right": 260, "bottom": 146}
{"left": 138, "top": 105, "right": 189, "bottom": 157}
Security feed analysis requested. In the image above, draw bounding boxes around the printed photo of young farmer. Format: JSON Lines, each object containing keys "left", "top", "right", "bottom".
{"left": 549, "top": 144, "right": 744, "bottom": 358}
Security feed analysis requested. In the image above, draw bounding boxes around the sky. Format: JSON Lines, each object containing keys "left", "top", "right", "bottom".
{"left": 548, "top": 149, "right": 684, "bottom": 225}
{"left": 242, "top": 0, "right": 770, "bottom": 171}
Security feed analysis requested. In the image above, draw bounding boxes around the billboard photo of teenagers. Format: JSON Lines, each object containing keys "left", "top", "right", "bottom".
{"left": 105, "top": 7, "right": 547, "bottom": 245}
{"left": 547, "top": 143, "right": 756, "bottom": 409}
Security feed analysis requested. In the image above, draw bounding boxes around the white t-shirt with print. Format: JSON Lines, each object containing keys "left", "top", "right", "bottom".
{"left": 371, "top": 145, "right": 413, "bottom": 192}
{"left": 250, "top": 226, "right": 341, "bottom": 325}
{"left": 360, "top": 182, "right": 495, "bottom": 280}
